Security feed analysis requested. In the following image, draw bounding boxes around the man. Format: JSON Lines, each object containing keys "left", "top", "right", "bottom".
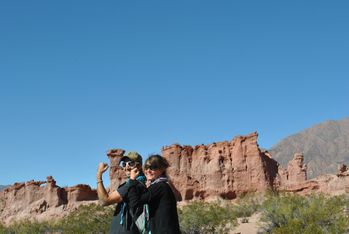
{"left": 97, "top": 152, "right": 146, "bottom": 234}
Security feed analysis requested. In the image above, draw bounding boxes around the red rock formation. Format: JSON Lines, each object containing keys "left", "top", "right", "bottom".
{"left": 102, "top": 133, "right": 280, "bottom": 201}
{"left": 161, "top": 132, "right": 279, "bottom": 200}
{"left": 107, "top": 149, "right": 128, "bottom": 191}
{"left": 65, "top": 184, "right": 97, "bottom": 202}
{"left": 0, "top": 176, "right": 97, "bottom": 224}
{"left": 276, "top": 154, "right": 349, "bottom": 196}
{"left": 276, "top": 153, "right": 307, "bottom": 189}
{"left": 287, "top": 153, "right": 307, "bottom": 184}
{"left": 306, "top": 164, "right": 349, "bottom": 196}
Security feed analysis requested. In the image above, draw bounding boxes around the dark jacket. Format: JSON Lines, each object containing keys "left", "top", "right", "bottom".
{"left": 129, "top": 180, "right": 180, "bottom": 234}
{"left": 110, "top": 180, "right": 147, "bottom": 234}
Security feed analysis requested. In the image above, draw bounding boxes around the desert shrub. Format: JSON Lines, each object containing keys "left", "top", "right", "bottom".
{"left": 0, "top": 220, "right": 53, "bottom": 234}
{"left": 233, "top": 195, "right": 261, "bottom": 218}
{"left": 0, "top": 203, "right": 114, "bottom": 234}
{"left": 0, "top": 223, "right": 7, "bottom": 233}
{"left": 178, "top": 201, "right": 238, "bottom": 234}
{"left": 56, "top": 203, "right": 114, "bottom": 233}
{"left": 260, "top": 193, "right": 349, "bottom": 234}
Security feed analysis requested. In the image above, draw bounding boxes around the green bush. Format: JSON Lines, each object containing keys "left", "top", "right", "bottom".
{"left": 0, "top": 223, "right": 7, "bottom": 233}
{"left": 56, "top": 203, "right": 114, "bottom": 234}
{"left": 260, "top": 193, "right": 349, "bottom": 234}
{"left": 3, "top": 193, "right": 349, "bottom": 234}
{"left": 0, "top": 203, "right": 114, "bottom": 234}
{"left": 0, "top": 220, "right": 53, "bottom": 234}
{"left": 178, "top": 201, "right": 237, "bottom": 234}
{"left": 233, "top": 195, "right": 261, "bottom": 218}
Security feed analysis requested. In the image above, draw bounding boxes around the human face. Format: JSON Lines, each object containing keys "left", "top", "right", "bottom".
{"left": 144, "top": 163, "right": 164, "bottom": 181}
{"left": 120, "top": 159, "right": 137, "bottom": 177}
{"left": 120, "top": 160, "right": 137, "bottom": 168}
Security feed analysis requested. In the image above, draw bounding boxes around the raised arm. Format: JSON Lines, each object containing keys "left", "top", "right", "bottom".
{"left": 97, "top": 162, "right": 123, "bottom": 206}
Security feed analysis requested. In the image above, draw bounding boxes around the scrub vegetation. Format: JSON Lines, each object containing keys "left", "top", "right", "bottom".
{"left": 1, "top": 193, "right": 349, "bottom": 234}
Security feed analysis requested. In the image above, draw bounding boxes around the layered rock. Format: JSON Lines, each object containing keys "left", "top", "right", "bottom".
{"left": 103, "top": 133, "right": 349, "bottom": 199}
{"left": 107, "top": 149, "right": 127, "bottom": 191}
{"left": 161, "top": 132, "right": 279, "bottom": 200}
{"left": 103, "top": 133, "right": 280, "bottom": 201}
{"left": 312, "top": 164, "right": 349, "bottom": 195}
{"left": 0, "top": 149, "right": 129, "bottom": 225}
{"left": 277, "top": 153, "right": 307, "bottom": 187}
{"left": 65, "top": 184, "right": 98, "bottom": 202}
{"left": 276, "top": 153, "right": 349, "bottom": 195}
{"left": 0, "top": 176, "right": 97, "bottom": 224}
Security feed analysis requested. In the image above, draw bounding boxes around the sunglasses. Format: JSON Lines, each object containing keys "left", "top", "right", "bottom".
{"left": 120, "top": 160, "right": 137, "bottom": 168}
{"left": 144, "top": 163, "right": 160, "bottom": 171}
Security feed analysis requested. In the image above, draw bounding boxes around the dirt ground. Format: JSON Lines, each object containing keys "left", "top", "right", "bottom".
{"left": 230, "top": 213, "right": 264, "bottom": 234}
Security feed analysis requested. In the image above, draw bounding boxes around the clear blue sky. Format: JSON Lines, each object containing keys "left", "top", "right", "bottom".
{"left": 1, "top": 1, "right": 348, "bottom": 188}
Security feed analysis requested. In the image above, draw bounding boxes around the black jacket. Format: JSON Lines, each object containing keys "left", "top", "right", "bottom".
{"left": 110, "top": 181, "right": 147, "bottom": 234}
{"left": 129, "top": 180, "right": 180, "bottom": 234}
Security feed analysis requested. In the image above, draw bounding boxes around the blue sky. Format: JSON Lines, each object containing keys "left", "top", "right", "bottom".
{"left": 1, "top": 1, "right": 348, "bottom": 187}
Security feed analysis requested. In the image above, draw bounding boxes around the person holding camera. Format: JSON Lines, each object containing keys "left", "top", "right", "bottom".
{"left": 97, "top": 152, "right": 147, "bottom": 234}
{"left": 129, "top": 154, "right": 180, "bottom": 234}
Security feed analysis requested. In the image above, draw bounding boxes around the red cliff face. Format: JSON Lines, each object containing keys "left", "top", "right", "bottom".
{"left": 107, "top": 149, "right": 127, "bottom": 192}
{"left": 102, "top": 133, "right": 349, "bottom": 199}
{"left": 162, "top": 132, "right": 279, "bottom": 200}
{"left": 0, "top": 176, "right": 97, "bottom": 224}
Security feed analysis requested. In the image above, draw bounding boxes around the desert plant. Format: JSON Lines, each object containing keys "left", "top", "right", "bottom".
{"left": 0, "top": 220, "right": 53, "bottom": 234}
{"left": 233, "top": 195, "right": 261, "bottom": 218}
{"left": 260, "top": 193, "right": 349, "bottom": 234}
{"left": 178, "top": 201, "right": 238, "bottom": 234}
{"left": 0, "top": 203, "right": 114, "bottom": 234}
{"left": 56, "top": 203, "right": 114, "bottom": 234}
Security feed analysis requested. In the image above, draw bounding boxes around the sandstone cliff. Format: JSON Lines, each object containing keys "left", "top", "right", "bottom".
{"left": 161, "top": 132, "right": 278, "bottom": 200}
{"left": 0, "top": 176, "right": 97, "bottom": 224}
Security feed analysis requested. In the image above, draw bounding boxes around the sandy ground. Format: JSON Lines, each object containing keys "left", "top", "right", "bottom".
{"left": 230, "top": 213, "right": 264, "bottom": 234}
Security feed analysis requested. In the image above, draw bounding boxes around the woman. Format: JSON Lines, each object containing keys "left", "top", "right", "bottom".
{"left": 129, "top": 154, "right": 181, "bottom": 234}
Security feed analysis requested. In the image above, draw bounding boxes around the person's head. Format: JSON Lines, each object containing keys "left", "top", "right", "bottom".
{"left": 119, "top": 151, "right": 143, "bottom": 177}
{"left": 143, "top": 154, "right": 169, "bottom": 181}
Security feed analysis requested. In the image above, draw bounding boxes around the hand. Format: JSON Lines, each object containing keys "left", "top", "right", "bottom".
{"left": 130, "top": 167, "right": 140, "bottom": 180}
{"left": 97, "top": 163, "right": 109, "bottom": 178}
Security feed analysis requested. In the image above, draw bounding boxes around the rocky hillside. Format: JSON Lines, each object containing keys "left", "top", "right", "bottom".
{"left": 270, "top": 118, "right": 349, "bottom": 178}
{"left": 0, "top": 186, "right": 7, "bottom": 191}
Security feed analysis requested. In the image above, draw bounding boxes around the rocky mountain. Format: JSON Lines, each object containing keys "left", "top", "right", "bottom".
{"left": 270, "top": 118, "right": 349, "bottom": 178}
{"left": 0, "top": 185, "right": 8, "bottom": 191}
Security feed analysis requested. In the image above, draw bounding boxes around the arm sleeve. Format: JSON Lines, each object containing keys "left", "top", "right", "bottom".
{"left": 136, "top": 183, "right": 162, "bottom": 205}
{"left": 127, "top": 181, "right": 163, "bottom": 206}
{"left": 127, "top": 184, "right": 142, "bottom": 212}
{"left": 116, "top": 183, "right": 129, "bottom": 199}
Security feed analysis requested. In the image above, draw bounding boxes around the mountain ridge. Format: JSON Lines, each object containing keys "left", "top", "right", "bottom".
{"left": 270, "top": 117, "right": 349, "bottom": 178}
